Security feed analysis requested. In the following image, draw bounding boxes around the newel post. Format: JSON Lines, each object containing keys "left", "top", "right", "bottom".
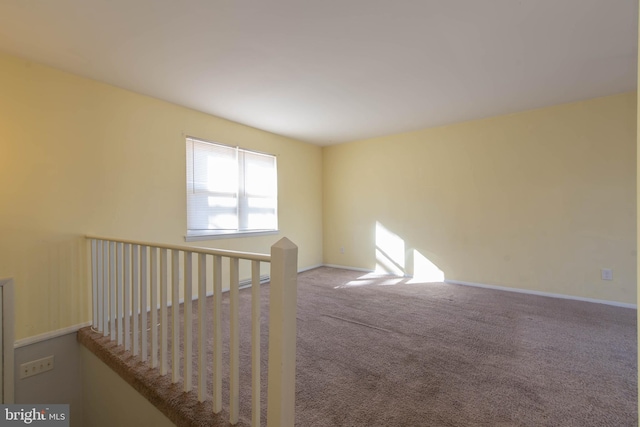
{"left": 267, "top": 237, "right": 298, "bottom": 427}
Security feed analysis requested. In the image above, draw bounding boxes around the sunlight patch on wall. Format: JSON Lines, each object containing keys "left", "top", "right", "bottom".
{"left": 408, "top": 249, "right": 445, "bottom": 283}
{"left": 374, "top": 221, "right": 445, "bottom": 284}
{"left": 375, "top": 221, "right": 405, "bottom": 275}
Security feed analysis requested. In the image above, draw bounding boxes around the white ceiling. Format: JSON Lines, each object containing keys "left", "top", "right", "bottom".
{"left": 0, "top": 0, "right": 637, "bottom": 145}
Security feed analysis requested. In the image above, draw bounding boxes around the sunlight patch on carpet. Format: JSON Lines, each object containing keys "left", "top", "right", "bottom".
{"left": 335, "top": 272, "right": 406, "bottom": 288}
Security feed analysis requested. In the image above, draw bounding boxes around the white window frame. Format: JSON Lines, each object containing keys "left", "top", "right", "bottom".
{"left": 185, "top": 137, "right": 278, "bottom": 241}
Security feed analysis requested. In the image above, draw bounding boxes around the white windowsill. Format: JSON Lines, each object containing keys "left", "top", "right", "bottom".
{"left": 184, "top": 229, "right": 280, "bottom": 242}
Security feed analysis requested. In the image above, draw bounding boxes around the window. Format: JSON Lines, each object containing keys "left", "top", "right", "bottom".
{"left": 186, "top": 137, "right": 278, "bottom": 238}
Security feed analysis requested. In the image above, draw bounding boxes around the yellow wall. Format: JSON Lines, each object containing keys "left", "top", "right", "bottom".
{"left": 324, "top": 93, "right": 637, "bottom": 304}
{"left": 1, "top": 47, "right": 636, "bottom": 341}
{"left": 636, "top": 3, "right": 640, "bottom": 418}
{"left": 0, "top": 52, "right": 323, "bottom": 340}
{"left": 81, "top": 347, "right": 175, "bottom": 427}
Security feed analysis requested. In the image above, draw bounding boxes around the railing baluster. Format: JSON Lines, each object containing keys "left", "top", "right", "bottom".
{"left": 124, "top": 244, "right": 131, "bottom": 351}
{"left": 97, "top": 240, "right": 103, "bottom": 332}
{"left": 172, "top": 249, "right": 180, "bottom": 383}
{"left": 251, "top": 260, "right": 261, "bottom": 427}
{"left": 141, "top": 246, "right": 148, "bottom": 362}
{"left": 116, "top": 242, "right": 123, "bottom": 345}
{"left": 109, "top": 241, "right": 116, "bottom": 341}
{"left": 213, "top": 255, "right": 222, "bottom": 414}
{"left": 197, "top": 253, "right": 207, "bottom": 402}
{"left": 86, "top": 234, "right": 298, "bottom": 426}
{"left": 160, "top": 248, "right": 168, "bottom": 375}
{"left": 132, "top": 244, "right": 140, "bottom": 356}
{"left": 184, "top": 251, "right": 193, "bottom": 392}
{"left": 91, "top": 239, "right": 98, "bottom": 329}
{"left": 230, "top": 257, "right": 240, "bottom": 425}
{"left": 102, "top": 240, "right": 108, "bottom": 337}
{"left": 150, "top": 247, "right": 158, "bottom": 368}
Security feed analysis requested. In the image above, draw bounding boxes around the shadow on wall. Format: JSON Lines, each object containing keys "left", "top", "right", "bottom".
{"left": 374, "top": 221, "right": 445, "bottom": 284}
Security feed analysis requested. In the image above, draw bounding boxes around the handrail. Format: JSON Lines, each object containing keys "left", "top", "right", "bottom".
{"left": 85, "top": 235, "right": 271, "bottom": 262}
{"left": 86, "top": 235, "right": 297, "bottom": 426}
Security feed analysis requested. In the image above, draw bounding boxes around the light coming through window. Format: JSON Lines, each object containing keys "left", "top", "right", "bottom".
{"left": 186, "top": 137, "right": 278, "bottom": 237}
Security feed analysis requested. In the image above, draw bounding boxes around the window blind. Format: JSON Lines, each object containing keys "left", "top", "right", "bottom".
{"left": 186, "top": 137, "right": 277, "bottom": 235}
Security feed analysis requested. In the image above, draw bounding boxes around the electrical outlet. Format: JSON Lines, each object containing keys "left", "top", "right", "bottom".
{"left": 20, "top": 355, "right": 54, "bottom": 379}
{"left": 340, "top": 247, "right": 345, "bottom": 254}
{"left": 601, "top": 268, "right": 613, "bottom": 281}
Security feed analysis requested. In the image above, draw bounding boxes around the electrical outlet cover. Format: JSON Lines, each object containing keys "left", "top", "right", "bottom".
{"left": 19, "top": 355, "right": 54, "bottom": 379}
{"left": 601, "top": 269, "right": 613, "bottom": 281}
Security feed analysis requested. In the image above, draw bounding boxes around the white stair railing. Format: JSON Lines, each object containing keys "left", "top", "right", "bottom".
{"left": 87, "top": 235, "right": 298, "bottom": 427}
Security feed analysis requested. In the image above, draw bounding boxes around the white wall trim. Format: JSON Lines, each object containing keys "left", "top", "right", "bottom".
{"left": 15, "top": 263, "right": 319, "bottom": 349}
{"left": 322, "top": 264, "right": 373, "bottom": 273}
{"left": 31, "top": 267, "right": 624, "bottom": 351}
{"left": 14, "top": 322, "right": 92, "bottom": 349}
{"left": 185, "top": 229, "right": 279, "bottom": 242}
{"left": 318, "top": 265, "right": 637, "bottom": 309}
{"left": 445, "top": 279, "right": 637, "bottom": 309}
{"left": 299, "top": 264, "right": 324, "bottom": 273}
{"left": 0, "top": 278, "right": 14, "bottom": 403}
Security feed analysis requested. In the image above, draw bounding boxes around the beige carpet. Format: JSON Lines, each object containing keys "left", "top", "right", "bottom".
{"left": 79, "top": 267, "right": 637, "bottom": 426}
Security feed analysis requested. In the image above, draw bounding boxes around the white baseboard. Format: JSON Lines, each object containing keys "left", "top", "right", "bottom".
{"left": 15, "top": 264, "right": 321, "bottom": 348}
{"left": 445, "top": 279, "right": 637, "bottom": 309}
{"left": 316, "top": 265, "right": 636, "bottom": 309}
{"left": 23, "top": 270, "right": 629, "bottom": 348}
{"left": 299, "top": 264, "right": 324, "bottom": 272}
{"left": 322, "top": 264, "right": 373, "bottom": 273}
{"left": 15, "top": 321, "right": 92, "bottom": 348}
